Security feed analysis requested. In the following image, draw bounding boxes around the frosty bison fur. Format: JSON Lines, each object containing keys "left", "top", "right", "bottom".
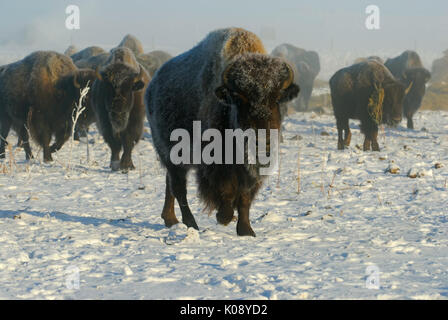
{"left": 117, "top": 34, "right": 144, "bottom": 57}
{"left": 385, "top": 51, "right": 431, "bottom": 129}
{"left": 146, "top": 28, "right": 299, "bottom": 236}
{"left": 91, "top": 47, "right": 150, "bottom": 172}
{"left": 0, "top": 51, "right": 97, "bottom": 161}
{"left": 330, "top": 60, "right": 405, "bottom": 151}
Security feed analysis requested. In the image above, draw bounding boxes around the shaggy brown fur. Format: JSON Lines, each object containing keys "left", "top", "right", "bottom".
{"left": 146, "top": 28, "right": 299, "bottom": 236}
{"left": 0, "top": 51, "right": 97, "bottom": 161}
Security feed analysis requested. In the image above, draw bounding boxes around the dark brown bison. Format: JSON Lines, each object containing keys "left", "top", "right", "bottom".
{"left": 271, "top": 43, "right": 320, "bottom": 112}
{"left": 330, "top": 60, "right": 405, "bottom": 151}
{"left": 136, "top": 50, "right": 172, "bottom": 77}
{"left": 146, "top": 28, "right": 299, "bottom": 236}
{"left": 0, "top": 51, "right": 97, "bottom": 161}
{"left": 385, "top": 51, "right": 431, "bottom": 129}
{"left": 91, "top": 47, "right": 150, "bottom": 172}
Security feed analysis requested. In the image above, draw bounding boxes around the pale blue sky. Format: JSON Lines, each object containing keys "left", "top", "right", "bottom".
{"left": 1, "top": 1, "right": 447, "bottom": 56}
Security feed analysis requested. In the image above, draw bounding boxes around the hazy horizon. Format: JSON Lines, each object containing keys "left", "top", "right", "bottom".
{"left": 1, "top": 0, "right": 447, "bottom": 78}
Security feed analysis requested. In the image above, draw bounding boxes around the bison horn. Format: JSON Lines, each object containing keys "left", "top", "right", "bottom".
{"left": 73, "top": 72, "right": 80, "bottom": 89}
{"left": 136, "top": 65, "right": 145, "bottom": 80}
{"left": 282, "top": 63, "right": 294, "bottom": 90}
{"left": 405, "top": 81, "right": 414, "bottom": 95}
{"left": 95, "top": 66, "right": 103, "bottom": 81}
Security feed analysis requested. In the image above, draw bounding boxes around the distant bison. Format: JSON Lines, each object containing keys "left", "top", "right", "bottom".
{"left": 354, "top": 56, "right": 384, "bottom": 65}
{"left": 0, "top": 51, "right": 97, "bottom": 161}
{"left": 385, "top": 51, "right": 431, "bottom": 129}
{"left": 117, "top": 34, "right": 144, "bottom": 57}
{"left": 271, "top": 43, "right": 320, "bottom": 112}
{"left": 71, "top": 46, "right": 106, "bottom": 63}
{"left": 137, "top": 50, "right": 172, "bottom": 77}
{"left": 431, "top": 50, "right": 448, "bottom": 83}
{"left": 146, "top": 28, "right": 299, "bottom": 236}
{"left": 64, "top": 45, "right": 78, "bottom": 56}
{"left": 330, "top": 60, "right": 405, "bottom": 151}
{"left": 91, "top": 47, "right": 150, "bottom": 171}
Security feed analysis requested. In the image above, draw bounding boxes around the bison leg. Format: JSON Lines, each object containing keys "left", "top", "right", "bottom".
{"left": 371, "top": 129, "right": 380, "bottom": 151}
{"left": 344, "top": 126, "right": 352, "bottom": 146}
{"left": 216, "top": 177, "right": 237, "bottom": 225}
{"left": 336, "top": 117, "right": 347, "bottom": 150}
{"left": 236, "top": 192, "right": 256, "bottom": 237}
{"left": 161, "top": 174, "right": 179, "bottom": 227}
{"left": 102, "top": 132, "right": 122, "bottom": 171}
{"left": 168, "top": 166, "right": 199, "bottom": 230}
{"left": 50, "top": 127, "right": 70, "bottom": 154}
{"left": 407, "top": 117, "right": 414, "bottom": 130}
{"left": 0, "top": 117, "right": 11, "bottom": 159}
{"left": 120, "top": 132, "right": 136, "bottom": 171}
{"left": 18, "top": 125, "right": 33, "bottom": 160}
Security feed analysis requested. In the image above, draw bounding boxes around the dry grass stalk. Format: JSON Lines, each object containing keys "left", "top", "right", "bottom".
{"left": 67, "top": 83, "right": 90, "bottom": 171}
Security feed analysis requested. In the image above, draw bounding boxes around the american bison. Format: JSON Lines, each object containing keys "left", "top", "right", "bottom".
{"left": 91, "top": 47, "right": 150, "bottom": 172}
{"left": 385, "top": 51, "right": 431, "bottom": 129}
{"left": 64, "top": 45, "right": 78, "bottom": 57}
{"left": 431, "top": 50, "right": 448, "bottom": 83}
{"left": 0, "top": 51, "right": 97, "bottom": 161}
{"left": 271, "top": 43, "right": 320, "bottom": 112}
{"left": 71, "top": 46, "right": 106, "bottom": 63}
{"left": 330, "top": 60, "right": 405, "bottom": 151}
{"left": 136, "top": 50, "right": 172, "bottom": 77}
{"left": 117, "top": 34, "right": 144, "bottom": 57}
{"left": 146, "top": 28, "right": 299, "bottom": 236}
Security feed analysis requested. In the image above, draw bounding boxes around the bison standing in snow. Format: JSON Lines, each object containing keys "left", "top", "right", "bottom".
{"left": 146, "top": 28, "right": 299, "bottom": 236}
{"left": 330, "top": 60, "right": 405, "bottom": 151}
{"left": 0, "top": 51, "right": 97, "bottom": 161}
{"left": 91, "top": 47, "right": 150, "bottom": 172}
{"left": 271, "top": 43, "right": 320, "bottom": 112}
{"left": 385, "top": 51, "right": 431, "bottom": 129}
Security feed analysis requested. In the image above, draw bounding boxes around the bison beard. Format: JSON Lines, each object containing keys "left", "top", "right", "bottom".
{"left": 146, "top": 28, "right": 299, "bottom": 236}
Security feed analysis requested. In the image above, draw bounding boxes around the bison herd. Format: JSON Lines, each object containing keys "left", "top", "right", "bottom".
{"left": 0, "top": 27, "right": 438, "bottom": 236}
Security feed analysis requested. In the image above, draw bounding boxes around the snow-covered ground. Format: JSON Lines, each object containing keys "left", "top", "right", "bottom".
{"left": 0, "top": 109, "right": 447, "bottom": 300}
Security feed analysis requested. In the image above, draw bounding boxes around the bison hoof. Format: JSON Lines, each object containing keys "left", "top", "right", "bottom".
{"left": 217, "top": 210, "right": 235, "bottom": 226}
{"left": 183, "top": 217, "right": 199, "bottom": 230}
{"left": 163, "top": 217, "right": 180, "bottom": 228}
{"left": 110, "top": 160, "right": 120, "bottom": 171}
{"left": 44, "top": 156, "right": 53, "bottom": 163}
{"left": 237, "top": 223, "right": 256, "bottom": 237}
{"left": 120, "top": 162, "right": 135, "bottom": 171}
{"left": 337, "top": 143, "right": 345, "bottom": 150}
